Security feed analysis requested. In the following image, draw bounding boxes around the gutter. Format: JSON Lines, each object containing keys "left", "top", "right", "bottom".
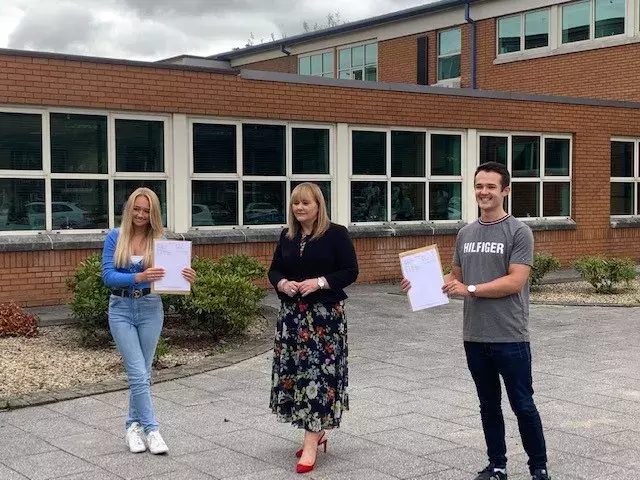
{"left": 465, "top": 1, "right": 476, "bottom": 89}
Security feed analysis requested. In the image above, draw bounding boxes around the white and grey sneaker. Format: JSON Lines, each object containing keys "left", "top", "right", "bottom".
{"left": 146, "top": 430, "right": 169, "bottom": 454}
{"left": 125, "top": 422, "right": 147, "bottom": 453}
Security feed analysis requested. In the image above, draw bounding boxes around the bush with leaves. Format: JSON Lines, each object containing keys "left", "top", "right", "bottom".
{"left": 529, "top": 252, "right": 561, "bottom": 290}
{"left": 573, "top": 256, "right": 637, "bottom": 294}
{"left": 67, "top": 253, "right": 111, "bottom": 345}
{"left": 210, "top": 253, "right": 267, "bottom": 281}
{"left": 0, "top": 302, "right": 39, "bottom": 337}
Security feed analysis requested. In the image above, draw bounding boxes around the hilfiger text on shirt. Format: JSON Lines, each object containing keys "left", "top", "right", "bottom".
{"left": 463, "top": 242, "right": 505, "bottom": 254}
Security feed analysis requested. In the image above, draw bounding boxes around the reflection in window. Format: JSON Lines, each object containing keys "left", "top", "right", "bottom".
{"left": 431, "top": 134, "right": 461, "bottom": 176}
{"left": 50, "top": 114, "right": 107, "bottom": 174}
{"left": 116, "top": 119, "right": 164, "bottom": 172}
{"left": 352, "top": 131, "right": 386, "bottom": 175}
{"left": 292, "top": 128, "right": 329, "bottom": 174}
{"left": 525, "top": 10, "right": 549, "bottom": 50}
{"left": 480, "top": 136, "right": 507, "bottom": 166}
{"left": 243, "top": 181, "right": 285, "bottom": 225}
{"left": 291, "top": 181, "right": 331, "bottom": 216}
{"left": 191, "top": 181, "right": 237, "bottom": 227}
{"left": 351, "top": 182, "right": 386, "bottom": 222}
{"left": 51, "top": 179, "right": 108, "bottom": 229}
{"left": 337, "top": 43, "right": 377, "bottom": 81}
{"left": 511, "top": 183, "right": 540, "bottom": 217}
{"left": 543, "top": 182, "right": 570, "bottom": 217}
{"left": 498, "top": 16, "right": 521, "bottom": 53}
{"left": 243, "top": 124, "right": 285, "bottom": 176}
{"left": 610, "top": 139, "right": 639, "bottom": 216}
{"left": 611, "top": 141, "right": 634, "bottom": 177}
{"left": 114, "top": 180, "right": 167, "bottom": 227}
{"left": 438, "top": 28, "right": 461, "bottom": 80}
{"left": 391, "top": 131, "right": 425, "bottom": 177}
{"left": 545, "top": 138, "right": 570, "bottom": 176}
{"left": 430, "top": 182, "right": 461, "bottom": 221}
{"left": 0, "top": 179, "right": 45, "bottom": 231}
{"left": 512, "top": 136, "right": 540, "bottom": 177}
{"left": 391, "top": 183, "right": 424, "bottom": 221}
{"left": 595, "top": 0, "right": 625, "bottom": 38}
{"left": 299, "top": 52, "right": 334, "bottom": 77}
{"left": 193, "top": 123, "right": 236, "bottom": 174}
{"left": 610, "top": 183, "right": 634, "bottom": 215}
{"left": 563, "top": 1, "right": 591, "bottom": 43}
{"left": 0, "top": 112, "right": 42, "bottom": 170}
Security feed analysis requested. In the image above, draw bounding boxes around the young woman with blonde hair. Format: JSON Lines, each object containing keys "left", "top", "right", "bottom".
{"left": 268, "top": 182, "right": 359, "bottom": 474}
{"left": 102, "top": 187, "right": 196, "bottom": 454}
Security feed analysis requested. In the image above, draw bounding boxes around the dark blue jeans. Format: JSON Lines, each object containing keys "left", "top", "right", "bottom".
{"left": 464, "top": 341, "right": 547, "bottom": 474}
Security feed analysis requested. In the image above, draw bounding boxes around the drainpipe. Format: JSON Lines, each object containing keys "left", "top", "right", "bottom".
{"left": 280, "top": 44, "right": 291, "bottom": 55}
{"left": 465, "top": 0, "right": 476, "bottom": 89}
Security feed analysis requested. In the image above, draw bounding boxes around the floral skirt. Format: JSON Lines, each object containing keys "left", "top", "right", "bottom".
{"left": 270, "top": 300, "right": 349, "bottom": 432}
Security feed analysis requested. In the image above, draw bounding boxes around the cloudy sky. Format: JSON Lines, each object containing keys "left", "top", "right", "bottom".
{"left": 0, "top": 0, "right": 434, "bottom": 62}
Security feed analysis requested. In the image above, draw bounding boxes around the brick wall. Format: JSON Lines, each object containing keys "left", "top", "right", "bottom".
{"left": 239, "top": 55, "right": 297, "bottom": 74}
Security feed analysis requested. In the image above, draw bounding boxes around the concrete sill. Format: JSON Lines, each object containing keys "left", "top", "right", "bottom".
{"left": 610, "top": 217, "right": 640, "bottom": 229}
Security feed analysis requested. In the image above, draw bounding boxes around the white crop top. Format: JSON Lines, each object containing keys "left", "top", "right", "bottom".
{"left": 131, "top": 255, "right": 144, "bottom": 264}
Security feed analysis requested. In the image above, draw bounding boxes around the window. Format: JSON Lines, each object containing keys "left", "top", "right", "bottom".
{"left": 190, "top": 121, "right": 332, "bottom": 228}
{"left": 338, "top": 43, "right": 377, "bottom": 81}
{"left": 479, "top": 134, "right": 571, "bottom": 219}
{"left": 350, "top": 129, "right": 463, "bottom": 223}
{"left": 498, "top": 9, "right": 550, "bottom": 54}
{"left": 299, "top": 51, "right": 334, "bottom": 78}
{"left": 610, "top": 139, "right": 639, "bottom": 216}
{"left": 0, "top": 109, "right": 168, "bottom": 232}
{"left": 562, "top": 0, "right": 625, "bottom": 44}
{"left": 438, "top": 28, "right": 461, "bottom": 80}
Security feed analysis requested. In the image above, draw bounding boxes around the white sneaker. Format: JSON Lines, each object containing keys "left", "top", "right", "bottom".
{"left": 125, "top": 422, "right": 147, "bottom": 453}
{"left": 146, "top": 430, "right": 169, "bottom": 454}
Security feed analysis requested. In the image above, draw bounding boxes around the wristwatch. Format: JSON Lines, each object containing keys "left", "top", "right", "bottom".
{"left": 317, "top": 277, "right": 326, "bottom": 289}
{"left": 467, "top": 284, "right": 477, "bottom": 297}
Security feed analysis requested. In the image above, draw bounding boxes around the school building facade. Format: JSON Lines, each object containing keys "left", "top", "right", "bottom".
{"left": 1, "top": 0, "right": 640, "bottom": 306}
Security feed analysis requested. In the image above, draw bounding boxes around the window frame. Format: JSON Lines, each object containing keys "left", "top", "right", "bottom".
{"left": 337, "top": 40, "right": 378, "bottom": 82}
{"left": 496, "top": 8, "right": 551, "bottom": 57}
{"left": 610, "top": 137, "right": 640, "bottom": 217}
{"left": 437, "top": 27, "right": 462, "bottom": 81}
{"left": 561, "top": 0, "right": 627, "bottom": 46}
{"left": 298, "top": 48, "right": 335, "bottom": 78}
{"left": 188, "top": 118, "right": 335, "bottom": 229}
{"left": 0, "top": 107, "right": 170, "bottom": 235}
{"left": 349, "top": 126, "right": 465, "bottom": 225}
{"left": 477, "top": 132, "right": 573, "bottom": 221}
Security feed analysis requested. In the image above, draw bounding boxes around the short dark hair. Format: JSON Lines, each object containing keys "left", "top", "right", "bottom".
{"left": 475, "top": 161, "right": 510, "bottom": 189}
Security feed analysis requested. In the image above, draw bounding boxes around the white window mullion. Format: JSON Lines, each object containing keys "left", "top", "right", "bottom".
{"left": 42, "top": 112, "right": 52, "bottom": 231}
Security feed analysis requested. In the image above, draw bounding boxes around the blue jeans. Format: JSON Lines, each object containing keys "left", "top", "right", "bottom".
{"left": 464, "top": 341, "right": 547, "bottom": 475}
{"left": 108, "top": 293, "right": 164, "bottom": 434}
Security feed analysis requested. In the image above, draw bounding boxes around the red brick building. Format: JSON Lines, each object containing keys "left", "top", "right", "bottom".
{"left": 1, "top": 0, "right": 640, "bottom": 306}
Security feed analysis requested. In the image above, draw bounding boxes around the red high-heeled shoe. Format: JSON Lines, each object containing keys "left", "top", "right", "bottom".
{"left": 296, "top": 459, "right": 316, "bottom": 474}
{"left": 295, "top": 432, "right": 327, "bottom": 458}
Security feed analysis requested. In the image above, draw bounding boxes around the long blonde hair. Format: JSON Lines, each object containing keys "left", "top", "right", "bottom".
{"left": 286, "top": 182, "right": 330, "bottom": 240}
{"left": 113, "top": 188, "right": 163, "bottom": 268}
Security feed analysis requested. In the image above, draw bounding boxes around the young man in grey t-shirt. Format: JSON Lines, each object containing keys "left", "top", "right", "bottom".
{"left": 402, "top": 162, "right": 550, "bottom": 480}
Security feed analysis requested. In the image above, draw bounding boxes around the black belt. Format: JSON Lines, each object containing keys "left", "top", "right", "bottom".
{"left": 111, "top": 288, "right": 152, "bottom": 298}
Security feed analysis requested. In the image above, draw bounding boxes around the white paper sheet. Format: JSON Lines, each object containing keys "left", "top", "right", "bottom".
{"left": 399, "top": 246, "right": 449, "bottom": 311}
{"left": 152, "top": 240, "right": 192, "bottom": 294}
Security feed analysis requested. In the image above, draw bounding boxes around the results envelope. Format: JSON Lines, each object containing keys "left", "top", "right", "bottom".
{"left": 399, "top": 244, "right": 449, "bottom": 311}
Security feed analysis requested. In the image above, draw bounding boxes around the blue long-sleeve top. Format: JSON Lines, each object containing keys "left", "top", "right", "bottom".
{"left": 102, "top": 229, "right": 149, "bottom": 290}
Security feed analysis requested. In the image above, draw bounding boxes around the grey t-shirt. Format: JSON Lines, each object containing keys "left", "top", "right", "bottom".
{"left": 452, "top": 215, "right": 534, "bottom": 343}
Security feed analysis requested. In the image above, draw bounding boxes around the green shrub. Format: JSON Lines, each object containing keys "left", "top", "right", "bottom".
{"left": 210, "top": 253, "right": 266, "bottom": 281}
{"left": 530, "top": 252, "right": 561, "bottom": 290}
{"left": 67, "top": 253, "right": 111, "bottom": 346}
{"left": 442, "top": 264, "right": 452, "bottom": 276}
{"left": 573, "top": 256, "right": 637, "bottom": 294}
{"left": 153, "top": 336, "right": 171, "bottom": 367}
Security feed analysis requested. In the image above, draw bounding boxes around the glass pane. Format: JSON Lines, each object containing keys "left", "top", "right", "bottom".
{"left": 563, "top": 1, "right": 590, "bottom": 43}
{"left": 525, "top": 10, "right": 549, "bottom": 49}
{"left": 610, "top": 182, "right": 633, "bottom": 215}
{"left": 0, "top": 179, "right": 45, "bottom": 231}
{"left": 115, "top": 119, "right": 164, "bottom": 172}
{"left": 291, "top": 181, "right": 331, "bottom": 217}
{"left": 353, "top": 69, "right": 364, "bottom": 81}
{"left": 114, "top": 180, "right": 167, "bottom": 227}
{"left": 338, "top": 49, "right": 351, "bottom": 69}
{"left": 545, "top": 138, "right": 570, "bottom": 176}
{"left": 310, "top": 54, "right": 322, "bottom": 75}
{"left": 512, "top": 182, "right": 540, "bottom": 217}
{"left": 0, "top": 112, "right": 42, "bottom": 170}
{"left": 51, "top": 179, "right": 108, "bottom": 229}
{"left": 512, "top": 136, "right": 540, "bottom": 177}
{"left": 430, "top": 182, "right": 462, "bottom": 220}
{"left": 364, "top": 66, "right": 377, "bottom": 82}
{"left": 498, "top": 16, "right": 521, "bottom": 53}
{"left": 611, "top": 141, "right": 634, "bottom": 177}
{"left": 439, "top": 28, "right": 461, "bottom": 56}
{"left": 365, "top": 43, "right": 378, "bottom": 65}
{"left": 322, "top": 52, "right": 334, "bottom": 74}
{"left": 193, "top": 123, "right": 236, "bottom": 174}
{"left": 352, "top": 46, "right": 364, "bottom": 67}
{"left": 431, "top": 134, "right": 462, "bottom": 176}
{"left": 391, "top": 131, "right": 425, "bottom": 177}
{"left": 299, "top": 56, "right": 311, "bottom": 75}
{"left": 351, "top": 182, "right": 387, "bottom": 222}
{"left": 595, "top": 0, "right": 625, "bottom": 38}
{"left": 50, "top": 114, "right": 107, "bottom": 174}
{"left": 292, "top": 128, "right": 329, "bottom": 174}
{"left": 242, "top": 124, "right": 285, "bottom": 176}
{"left": 243, "top": 181, "right": 285, "bottom": 225}
{"left": 191, "top": 180, "right": 237, "bottom": 226}
{"left": 338, "top": 70, "right": 351, "bottom": 79}
{"left": 480, "top": 136, "right": 507, "bottom": 165}
{"left": 352, "top": 131, "right": 386, "bottom": 175}
{"left": 543, "top": 182, "right": 570, "bottom": 217}
{"left": 438, "top": 55, "right": 461, "bottom": 80}
{"left": 391, "top": 183, "right": 424, "bottom": 221}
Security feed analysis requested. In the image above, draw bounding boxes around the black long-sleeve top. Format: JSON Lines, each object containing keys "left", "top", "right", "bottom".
{"left": 268, "top": 223, "right": 359, "bottom": 304}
